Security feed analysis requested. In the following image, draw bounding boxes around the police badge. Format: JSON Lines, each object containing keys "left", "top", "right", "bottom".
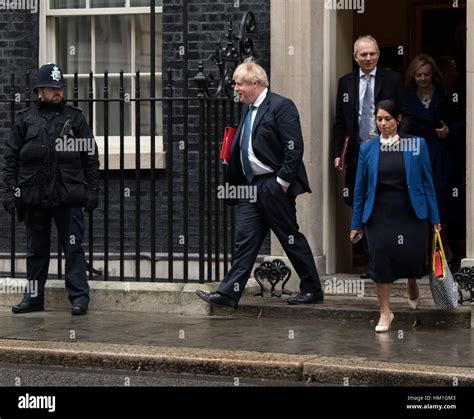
{"left": 51, "top": 66, "right": 62, "bottom": 82}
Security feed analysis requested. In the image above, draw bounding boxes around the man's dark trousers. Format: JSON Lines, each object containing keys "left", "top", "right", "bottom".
{"left": 23, "top": 205, "right": 89, "bottom": 306}
{"left": 218, "top": 174, "right": 321, "bottom": 301}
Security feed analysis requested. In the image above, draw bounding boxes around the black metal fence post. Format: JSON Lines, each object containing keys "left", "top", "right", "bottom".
{"left": 182, "top": 0, "right": 189, "bottom": 283}
{"left": 198, "top": 101, "right": 206, "bottom": 283}
{"left": 150, "top": 0, "right": 157, "bottom": 282}
{"left": 103, "top": 71, "right": 110, "bottom": 281}
{"left": 9, "top": 73, "right": 16, "bottom": 278}
{"left": 73, "top": 72, "right": 78, "bottom": 107}
{"left": 222, "top": 100, "right": 229, "bottom": 276}
{"left": 183, "top": 92, "right": 189, "bottom": 282}
{"left": 214, "top": 100, "right": 220, "bottom": 282}
{"left": 206, "top": 98, "right": 212, "bottom": 282}
{"left": 87, "top": 72, "right": 94, "bottom": 281}
{"left": 119, "top": 71, "right": 126, "bottom": 281}
{"left": 166, "top": 68, "right": 174, "bottom": 281}
{"left": 194, "top": 64, "right": 207, "bottom": 284}
{"left": 134, "top": 69, "right": 141, "bottom": 282}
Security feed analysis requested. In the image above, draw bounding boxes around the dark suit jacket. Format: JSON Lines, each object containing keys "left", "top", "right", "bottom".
{"left": 332, "top": 67, "right": 411, "bottom": 205}
{"left": 226, "top": 91, "right": 311, "bottom": 198}
{"left": 351, "top": 137, "right": 440, "bottom": 229}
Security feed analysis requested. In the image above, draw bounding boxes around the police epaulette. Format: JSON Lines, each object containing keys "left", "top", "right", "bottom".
{"left": 16, "top": 107, "right": 31, "bottom": 115}
{"left": 68, "top": 104, "right": 83, "bottom": 112}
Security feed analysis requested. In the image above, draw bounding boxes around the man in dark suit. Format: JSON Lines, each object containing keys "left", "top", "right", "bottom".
{"left": 196, "top": 59, "right": 323, "bottom": 310}
{"left": 332, "top": 35, "right": 410, "bottom": 278}
{"left": 333, "top": 35, "right": 410, "bottom": 206}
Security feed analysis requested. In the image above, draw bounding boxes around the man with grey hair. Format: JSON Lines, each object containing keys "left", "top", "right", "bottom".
{"left": 332, "top": 35, "right": 410, "bottom": 277}
{"left": 333, "top": 35, "right": 410, "bottom": 205}
{"left": 196, "top": 59, "right": 323, "bottom": 310}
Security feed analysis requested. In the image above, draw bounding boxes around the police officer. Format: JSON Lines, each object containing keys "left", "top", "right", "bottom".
{"left": 3, "top": 63, "right": 99, "bottom": 315}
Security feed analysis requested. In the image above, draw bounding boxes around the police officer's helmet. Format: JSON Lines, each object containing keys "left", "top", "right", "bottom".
{"left": 33, "top": 63, "right": 65, "bottom": 92}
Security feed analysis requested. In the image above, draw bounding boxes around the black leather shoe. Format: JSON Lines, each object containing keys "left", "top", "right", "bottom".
{"left": 72, "top": 305, "right": 88, "bottom": 315}
{"left": 287, "top": 290, "right": 324, "bottom": 305}
{"left": 12, "top": 301, "right": 44, "bottom": 314}
{"left": 195, "top": 290, "right": 238, "bottom": 311}
{"left": 359, "top": 272, "right": 370, "bottom": 279}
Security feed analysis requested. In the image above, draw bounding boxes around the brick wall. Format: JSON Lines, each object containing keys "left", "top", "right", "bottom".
{"left": 162, "top": 0, "right": 272, "bottom": 257}
{"left": 0, "top": 7, "right": 39, "bottom": 254}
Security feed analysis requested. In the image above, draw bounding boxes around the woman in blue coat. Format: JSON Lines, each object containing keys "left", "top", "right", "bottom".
{"left": 350, "top": 100, "right": 441, "bottom": 332}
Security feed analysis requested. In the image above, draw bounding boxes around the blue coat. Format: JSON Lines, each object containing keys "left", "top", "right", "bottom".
{"left": 351, "top": 137, "right": 440, "bottom": 229}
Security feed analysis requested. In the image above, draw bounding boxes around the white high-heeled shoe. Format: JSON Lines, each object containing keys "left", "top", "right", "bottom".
{"left": 375, "top": 312, "right": 394, "bottom": 333}
{"left": 408, "top": 295, "right": 421, "bottom": 310}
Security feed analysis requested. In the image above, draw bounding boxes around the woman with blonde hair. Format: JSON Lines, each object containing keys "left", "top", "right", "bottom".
{"left": 405, "top": 54, "right": 444, "bottom": 90}
{"left": 405, "top": 53, "right": 464, "bottom": 268}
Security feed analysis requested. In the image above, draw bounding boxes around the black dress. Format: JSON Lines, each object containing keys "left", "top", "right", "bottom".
{"left": 364, "top": 146, "right": 428, "bottom": 283}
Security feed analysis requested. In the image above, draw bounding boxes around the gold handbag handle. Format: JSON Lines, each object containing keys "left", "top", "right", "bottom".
{"left": 432, "top": 230, "right": 446, "bottom": 279}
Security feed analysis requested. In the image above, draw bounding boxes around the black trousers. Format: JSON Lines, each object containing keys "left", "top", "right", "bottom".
{"left": 23, "top": 205, "right": 89, "bottom": 306}
{"left": 218, "top": 174, "right": 321, "bottom": 301}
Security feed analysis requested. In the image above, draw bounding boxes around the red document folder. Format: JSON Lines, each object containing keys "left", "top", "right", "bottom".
{"left": 434, "top": 249, "right": 444, "bottom": 278}
{"left": 220, "top": 126, "right": 236, "bottom": 164}
{"left": 338, "top": 132, "right": 351, "bottom": 170}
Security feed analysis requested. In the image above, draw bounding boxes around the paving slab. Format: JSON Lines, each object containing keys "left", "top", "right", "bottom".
{"left": 235, "top": 295, "right": 471, "bottom": 328}
{"left": 0, "top": 305, "right": 473, "bottom": 377}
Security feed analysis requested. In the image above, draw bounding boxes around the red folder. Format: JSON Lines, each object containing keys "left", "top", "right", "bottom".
{"left": 220, "top": 126, "right": 236, "bottom": 164}
{"left": 338, "top": 132, "right": 351, "bottom": 170}
{"left": 434, "top": 249, "right": 443, "bottom": 278}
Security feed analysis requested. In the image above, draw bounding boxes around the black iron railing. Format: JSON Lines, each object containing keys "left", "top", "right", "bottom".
{"left": 0, "top": 7, "right": 263, "bottom": 283}
{"left": 0, "top": 73, "right": 242, "bottom": 283}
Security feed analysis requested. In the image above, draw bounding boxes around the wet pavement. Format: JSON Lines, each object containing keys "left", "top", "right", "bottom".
{"left": 0, "top": 305, "right": 472, "bottom": 368}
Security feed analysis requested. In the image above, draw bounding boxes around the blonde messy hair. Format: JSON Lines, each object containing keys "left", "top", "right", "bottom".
{"left": 405, "top": 53, "right": 443, "bottom": 88}
{"left": 233, "top": 58, "right": 269, "bottom": 88}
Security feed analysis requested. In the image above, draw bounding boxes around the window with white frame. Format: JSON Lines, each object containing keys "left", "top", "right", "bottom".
{"left": 40, "top": 0, "right": 164, "bottom": 169}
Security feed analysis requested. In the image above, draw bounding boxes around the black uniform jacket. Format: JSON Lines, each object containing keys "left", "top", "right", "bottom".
{"left": 4, "top": 100, "right": 99, "bottom": 210}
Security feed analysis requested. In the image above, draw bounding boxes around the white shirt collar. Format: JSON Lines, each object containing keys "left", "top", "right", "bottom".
{"left": 380, "top": 134, "right": 400, "bottom": 146}
{"left": 359, "top": 67, "right": 377, "bottom": 79}
{"left": 251, "top": 88, "right": 268, "bottom": 109}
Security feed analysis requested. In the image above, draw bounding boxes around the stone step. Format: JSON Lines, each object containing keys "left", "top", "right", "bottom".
{"left": 320, "top": 275, "right": 434, "bottom": 299}
{"left": 257, "top": 274, "right": 463, "bottom": 300}
{"left": 226, "top": 295, "right": 472, "bottom": 329}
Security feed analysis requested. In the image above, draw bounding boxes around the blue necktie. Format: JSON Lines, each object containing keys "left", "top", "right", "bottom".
{"left": 241, "top": 105, "right": 255, "bottom": 183}
{"left": 359, "top": 74, "right": 373, "bottom": 142}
